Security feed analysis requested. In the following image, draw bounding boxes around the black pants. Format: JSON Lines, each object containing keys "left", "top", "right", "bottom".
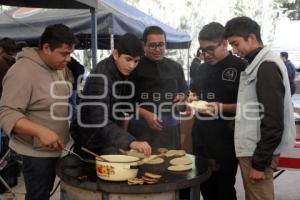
{"left": 22, "top": 155, "right": 59, "bottom": 200}
{"left": 200, "top": 159, "right": 238, "bottom": 200}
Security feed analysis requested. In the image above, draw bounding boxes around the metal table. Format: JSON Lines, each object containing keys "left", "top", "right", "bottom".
{"left": 57, "top": 154, "right": 211, "bottom": 200}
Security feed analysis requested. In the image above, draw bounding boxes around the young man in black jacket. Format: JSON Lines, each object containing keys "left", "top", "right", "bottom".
{"left": 190, "top": 22, "right": 247, "bottom": 200}
{"left": 71, "top": 33, "right": 151, "bottom": 157}
{"left": 128, "top": 26, "right": 188, "bottom": 150}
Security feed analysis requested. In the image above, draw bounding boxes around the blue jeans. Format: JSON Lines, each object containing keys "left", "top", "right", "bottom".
{"left": 22, "top": 155, "right": 59, "bottom": 200}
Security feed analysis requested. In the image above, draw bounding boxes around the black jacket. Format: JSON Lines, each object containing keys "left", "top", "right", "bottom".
{"left": 129, "top": 56, "right": 188, "bottom": 114}
{"left": 71, "top": 56, "right": 135, "bottom": 153}
{"left": 190, "top": 57, "right": 202, "bottom": 82}
{"left": 67, "top": 57, "right": 85, "bottom": 90}
{"left": 190, "top": 53, "right": 247, "bottom": 160}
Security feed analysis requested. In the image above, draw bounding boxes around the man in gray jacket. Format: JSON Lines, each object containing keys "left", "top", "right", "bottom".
{"left": 224, "top": 16, "right": 295, "bottom": 200}
{"left": 0, "top": 24, "right": 77, "bottom": 200}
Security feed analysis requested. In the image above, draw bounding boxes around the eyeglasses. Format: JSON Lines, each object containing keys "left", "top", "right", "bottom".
{"left": 199, "top": 42, "right": 222, "bottom": 55}
{"left": 146, "top": 42, "right": 166, "bottom": 50}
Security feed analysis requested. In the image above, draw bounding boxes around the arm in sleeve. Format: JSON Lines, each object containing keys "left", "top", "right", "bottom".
{"left": 252, "top": 62, "right": 285, "bottom": 171}
{"left": 77, "top": 73, "right": 135, "bottom": 150}
{"left": 0, "top": 66, "right": 32, "bottom": 136}
{"left": 177, "top": 64, "right": 188, "bottom": 94}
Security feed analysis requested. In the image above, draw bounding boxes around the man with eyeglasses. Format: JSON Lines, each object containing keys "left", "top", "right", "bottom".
{"left": 189, "top": 22, "right": 247, "bottom": 200}
{"left": 128, "top": 26, "right": 188, "bottom": 150}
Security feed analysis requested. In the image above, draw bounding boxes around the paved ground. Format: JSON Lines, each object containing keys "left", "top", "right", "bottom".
{"left": 1, "top": 167, "right": 300, "bottom": 200}
{"left": 274, "top": 170, "right": 300, "bottom": 200}
{"left": 236, "top": 168, "right": 300, "bottom": 200}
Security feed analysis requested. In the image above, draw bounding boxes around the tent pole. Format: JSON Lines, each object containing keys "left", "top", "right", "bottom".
{"left": 90, "top": 7, "right": 98, "bottom": 69}
{"left": 110, "top": 33, "right": 114, "bottom": 51}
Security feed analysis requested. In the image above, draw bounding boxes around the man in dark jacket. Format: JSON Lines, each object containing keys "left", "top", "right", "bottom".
{"left": 71, "top": 33, "right": 151, "bottom": 157}
{"left": 280, "top": 51, "right": 296, "bottom": 95}
{"left": 128, "top": 26, "right": 188, "bottom": 150}
{"left": 66, "top": 57, "right": 85, "bottom": 123}
{"left": 0, "top": 38, "right": 18, "bottom": 97}
{"left": 190, "top": 22, "right": 247, "bottom": 200}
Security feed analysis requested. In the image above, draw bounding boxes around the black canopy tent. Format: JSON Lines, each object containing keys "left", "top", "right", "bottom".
{"left": 0, "top": 0, "right": 192, "bottom": 70}
{"left": 0, "top": 0, "right": 100, "bottom": 67}
{"left": 0, "top": 0, "right": 99, "bottom": 9}
{"left": 0, "top": 1, "right": 191, "bottom": 49}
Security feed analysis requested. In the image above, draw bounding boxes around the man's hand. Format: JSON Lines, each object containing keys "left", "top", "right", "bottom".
{"left": 173, "top": 93, "right": 187, "bottom": 103}
{"left": 130, "top": 141, "right": 152, "bottom": 156}
{"left": 38, "top": 130, "right": 65, "bottom": 149}
{"left": 187, "top": 92, "right": 198, "bottom": 103}
{"left": 205, "top": 102, "right": 221, "bottom": 115}
{"left": 173, "top": 94, "right": 187, "bottom": 111}
{"left": 13, "top": 118, "right": 65, "bottom": 149}
{"left": 249, "top": 167, "right": 265, "bottom": 184}
{"left": 144, "top": 111, "right": 163, "bottom": 131}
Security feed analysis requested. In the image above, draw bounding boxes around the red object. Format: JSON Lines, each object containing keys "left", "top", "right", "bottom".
{"left": 277, "top": 140, "right": 300, "bottom": 169}
{"left": 185, "top": 108, "right": 193, "bottom": 116}
{"left": 294, "top": 141, "right": 300, "bottom": 148}
{"left": 278, "top": 157, "right": 300, "bottom": 169}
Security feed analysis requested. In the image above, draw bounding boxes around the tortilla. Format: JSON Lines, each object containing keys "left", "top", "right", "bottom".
{"left": 165, "top": 150, "right": 178, "bottom": 157}
{"left": 142, "top": 176, "right": 159, "bottom": 182}
{"left": 170, "top": 157, "right": 192, "bottom": 165}
{"left": 144, "top": 181, "right": 158, "bottom": 184}
{"left": 127, "top": 178, "right": 144, "bottom": 185}
{"left": 142, "top": 156, "right": 164, "bottom": 164}
{"left": 127, "top": 149, "right": 145, "bottom": 158}
{"left": 142, "top": 175, "right": 160, "bottom": 184}
{"left": 168, "top": 164, "right": 192, "bottom": 172}
{"left": 165, "top": 150, "right": 186, "bottom": 157}
{"left": 157, "top": 148, "right": 169, "bottom": 154}
{"left": 187, "top": 100, "right": 208, "bottom": 111}
{"left": 144, "top": 172, "right": 162, "bottom": 179}
{"left": 175, "top": 150, "right": 186, "bottom": 157}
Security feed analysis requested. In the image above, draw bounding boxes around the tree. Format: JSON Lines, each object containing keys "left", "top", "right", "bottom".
{"left": 123, "top": 0, "right": 289, "bottom": 78}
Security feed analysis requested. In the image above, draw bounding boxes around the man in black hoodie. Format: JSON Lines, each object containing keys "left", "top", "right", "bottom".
{"left": 71, "top": 33, "right": 151, "bottom": 157}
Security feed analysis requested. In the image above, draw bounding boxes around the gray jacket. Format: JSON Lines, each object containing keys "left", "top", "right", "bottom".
{"left": 235, "top": 46, "right": 295, "bottom": 157}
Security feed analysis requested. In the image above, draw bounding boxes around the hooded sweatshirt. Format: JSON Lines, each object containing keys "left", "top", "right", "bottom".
{"left": 0, "top": 47, "right": 70, "bottom": 157}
